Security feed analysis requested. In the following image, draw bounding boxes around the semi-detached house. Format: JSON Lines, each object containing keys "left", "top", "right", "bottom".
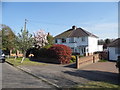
{"left": 54, "top": 26, "right": 103, "bottom": 56}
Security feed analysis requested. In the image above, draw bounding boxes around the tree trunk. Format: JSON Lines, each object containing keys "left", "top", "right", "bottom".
{"left": 14, "top": 56, "right": 17, "bottom": 61}
{"left": 21, "top": 57, "right": 25, "bottom": 63}
{"left": 20, "top": 51, "right": 26, "bottom": 63}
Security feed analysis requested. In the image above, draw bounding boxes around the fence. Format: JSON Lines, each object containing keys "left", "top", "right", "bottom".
{"left": 76, "top": 54, "right": 100, "bottom": 69}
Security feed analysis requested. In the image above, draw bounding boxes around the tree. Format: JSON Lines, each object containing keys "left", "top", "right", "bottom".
{"left": 98, "top": 39, "right": 105, "bottom": 45}
{"left": 105, "top": 38, "right": 111, "bottom": 44}
{"left": 16, "top": 28, "right": 34, "bottom": 63}
{"left": 34, "top": 30, "right": 48, "bottom": 49}
{"left": 98, "top": 38, "right": 115, "bottom": 49}
{"left": 0, "top": 24, "right": 16, "bottom": 54}
{"left": 47, "top": 32, "right": 54, "bottom": 45}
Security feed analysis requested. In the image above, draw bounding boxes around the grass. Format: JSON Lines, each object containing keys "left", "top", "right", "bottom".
{"left": 6, "top": 57, "right": 47, "bottom": 66}
{"left": 73, "top": 81, "right": 119, "bottom": 88}
{"left": 99, "top": 59, "right": 108, "bottom": 62}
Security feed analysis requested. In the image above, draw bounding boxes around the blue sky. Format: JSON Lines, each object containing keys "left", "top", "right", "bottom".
{"left": 2, "top": 2, "right": 118, "bottom": 39}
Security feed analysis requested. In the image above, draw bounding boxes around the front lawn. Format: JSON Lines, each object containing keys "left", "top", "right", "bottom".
{"left": 6, "top": 57, "right": 47, "bottom": 66}
{"left": 73, "top": 81, "right": 119, "bottom": 88}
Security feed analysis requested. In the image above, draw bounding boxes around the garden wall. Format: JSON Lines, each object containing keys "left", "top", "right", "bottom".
{"left": 76, "top": 54, "right": 100, "bottom": 69}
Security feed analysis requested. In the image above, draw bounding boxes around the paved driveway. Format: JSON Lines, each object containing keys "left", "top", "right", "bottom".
{"left": 18, "top": 61, "right": 119, "bottom": 88}
{"left": 80, "top": 62, "right": 118, "bottom": 73}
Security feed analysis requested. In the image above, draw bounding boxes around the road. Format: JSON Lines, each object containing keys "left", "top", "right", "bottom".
{"left": 2, "top": 63, "right": 55, "bottom": 88}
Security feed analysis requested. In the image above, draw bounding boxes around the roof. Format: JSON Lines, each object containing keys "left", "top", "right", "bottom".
{"left": 54, "top": 26, "right": 98, "bottom": 38}
{"left": 108, "top": 38, "right": 120, "bottom": 47}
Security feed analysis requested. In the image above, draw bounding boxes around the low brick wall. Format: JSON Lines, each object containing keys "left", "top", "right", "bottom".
{"left": 76, "top": 54, "right": 100, "bottom": 69}
{"left": 10, "top": 54, "right": 23, "bottom": 57}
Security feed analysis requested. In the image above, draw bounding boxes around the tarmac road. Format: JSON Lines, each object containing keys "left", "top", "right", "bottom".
{"left": 2, "top": 63, "right": 55, "bottom": 88}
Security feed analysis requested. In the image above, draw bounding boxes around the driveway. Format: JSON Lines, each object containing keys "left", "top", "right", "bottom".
{"left": 18, "top": 61, "right": 119, "bottom": 88}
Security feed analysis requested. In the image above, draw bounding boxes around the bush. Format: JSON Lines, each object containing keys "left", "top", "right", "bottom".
{"left": 43, "top": 44, "right": 52, "bottom": 49}
{"left": 47, "top": 44, "right": 72, "bottom": 64}
{"left": 26, "top": 48, "right": 39, "bottom": 58}
{"left": 71, "top": 55, "right": 76, "bottom": 62}
{"left": 39, "top": 48, "right": 47, "bottom": 58}
{"left": 116, "top": 56, "right": 120, "bottom": 73}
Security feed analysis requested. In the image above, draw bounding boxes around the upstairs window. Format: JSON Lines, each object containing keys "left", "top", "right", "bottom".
{"left": 61, "top": 38, "right": 66, "bottom": 43}
{"left": 81, "top": 37, "right": 85, "bottom": 42}
{"left": 69, "top": 38, "right": 74, "bottom": 43}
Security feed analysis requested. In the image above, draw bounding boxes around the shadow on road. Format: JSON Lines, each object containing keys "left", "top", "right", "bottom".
{"left": 63, "top": 69, "right": 120, "bottom": 85}
{"left": 63, "top": 63, "right": 76, "bottom": 68}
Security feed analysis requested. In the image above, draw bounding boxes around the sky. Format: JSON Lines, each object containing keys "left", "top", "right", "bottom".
{"left": 2, "top": 2, "right": 118, "bottom": 39}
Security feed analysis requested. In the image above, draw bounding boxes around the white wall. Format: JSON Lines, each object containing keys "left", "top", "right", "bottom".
{"left": 108, "top": 47, "right": 119, "bottom": 61}
{"left": 88, "top": 37, "right": 98, "bottom": 53}
{"left": 97, "top": 45, "right": 103, "bottom": 51}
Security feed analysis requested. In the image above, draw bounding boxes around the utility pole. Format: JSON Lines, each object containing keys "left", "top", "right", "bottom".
{"left": 24, "top": 19, "right": 28, "bottom": 31}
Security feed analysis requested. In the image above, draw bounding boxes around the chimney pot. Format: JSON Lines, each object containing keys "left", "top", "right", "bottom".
{"left": 72, "top": 26, "right": 77, "bottom": 30}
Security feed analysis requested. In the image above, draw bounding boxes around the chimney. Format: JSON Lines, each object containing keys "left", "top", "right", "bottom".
{"left": 72, "top": 25, "right": 77, "bottom": 30}
{"left": 48, "top": 32, "right": 50, "bottom": 35}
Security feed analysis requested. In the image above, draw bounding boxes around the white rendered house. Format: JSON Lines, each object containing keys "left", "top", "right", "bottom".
{"left": 107, "top": 38, "right": 120, "bottom": 61}
{"left": 54, "top": 26, "right": 103, "bottom": 56}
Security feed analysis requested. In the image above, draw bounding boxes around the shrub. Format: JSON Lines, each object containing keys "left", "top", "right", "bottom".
{"left": 47, "top": 44, "right": 72, "bottom": 64}
{"left": 26, "top": 48, "right": 39, "bottom": 58}
{"left": 39, "top": 48, "right": 47, "bottom": 58}
{"left": 71, "top": 55, "right": 76, "bottom": 62}
{"left": 116, "top": 56, "right": 120, "bottom": 73}
{"left": 43, "top": 44, "right": 52, "bottom": 49}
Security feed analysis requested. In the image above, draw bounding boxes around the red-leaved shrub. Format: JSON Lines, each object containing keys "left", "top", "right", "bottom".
{"left": 47, "top": 44, "right": 72, "bottom": 64}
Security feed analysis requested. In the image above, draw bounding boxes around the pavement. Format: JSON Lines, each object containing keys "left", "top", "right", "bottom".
{"left": 2, "top": 63, "right": 55, "bottom": 88}
{"left": 17, "top": 61, "right": 119, "bottom": 88}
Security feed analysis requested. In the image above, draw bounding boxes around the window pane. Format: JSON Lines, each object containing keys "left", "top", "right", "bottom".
{"left": 69, "top": 38, "right": 74, "bottom": 43}
{"left": 55, "top": 39, "right": 57, "bottom": 43}
{"left": 115, "top": 48, "right": 120, "bottom": 54}
{"left": 81, "top": 37, "right": 85, "bottom": 42}
{"left": 62, "top": 38, "right": 66, "bottom": 43}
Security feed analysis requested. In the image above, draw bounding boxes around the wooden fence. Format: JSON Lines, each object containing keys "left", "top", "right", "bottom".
{"left": 76, "top": 54, "right": 100, "bottom": 69}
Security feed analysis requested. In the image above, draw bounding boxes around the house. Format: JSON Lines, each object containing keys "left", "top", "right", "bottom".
{"left": 107, "top": 38, "right": 120, "bottom": 61}
{"left": 54, "top": 26, "right": 103, "bottom": 56}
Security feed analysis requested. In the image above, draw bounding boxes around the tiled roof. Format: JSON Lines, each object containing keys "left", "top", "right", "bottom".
{"left": 108, "top": 38, "right": 120, "bottom": 47}
{"left": 54, "top": 26, "right": 98, "bottom": 38}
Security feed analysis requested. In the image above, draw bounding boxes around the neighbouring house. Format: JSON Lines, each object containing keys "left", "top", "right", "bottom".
{"left": 54, "top": 26, "right": 103, "bottom": 56}
{"left": 107, "top": 38, "right": 120, "bottom": 61}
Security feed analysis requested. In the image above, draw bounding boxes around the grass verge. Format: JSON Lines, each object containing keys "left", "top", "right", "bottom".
{"left": 99, "top": 59, "right": 108, "bottom": 62}
{"left": 6, "top": 57, "right": 47, "bottom": 66}
{"left": 73, "top": 81, "right": 119, "bottom": 88}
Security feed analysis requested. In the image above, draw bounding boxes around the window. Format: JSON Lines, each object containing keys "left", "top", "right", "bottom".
{"left": 69, "top": 38, "right": 74, "bottom": 43}
{"left": 81, "top": 37, "right": 85, "bottom": 42}
{"left": 61, "top": 38, "right": 66, "bottom": 43}
{"left": 115, "top": 48, "right": 120, "bottom": 54}
{"left": 71, "top": 47, "right": 74, "bottom": 52}
{"left": 55, "top": 39, "right": 58, "bottom": 43}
